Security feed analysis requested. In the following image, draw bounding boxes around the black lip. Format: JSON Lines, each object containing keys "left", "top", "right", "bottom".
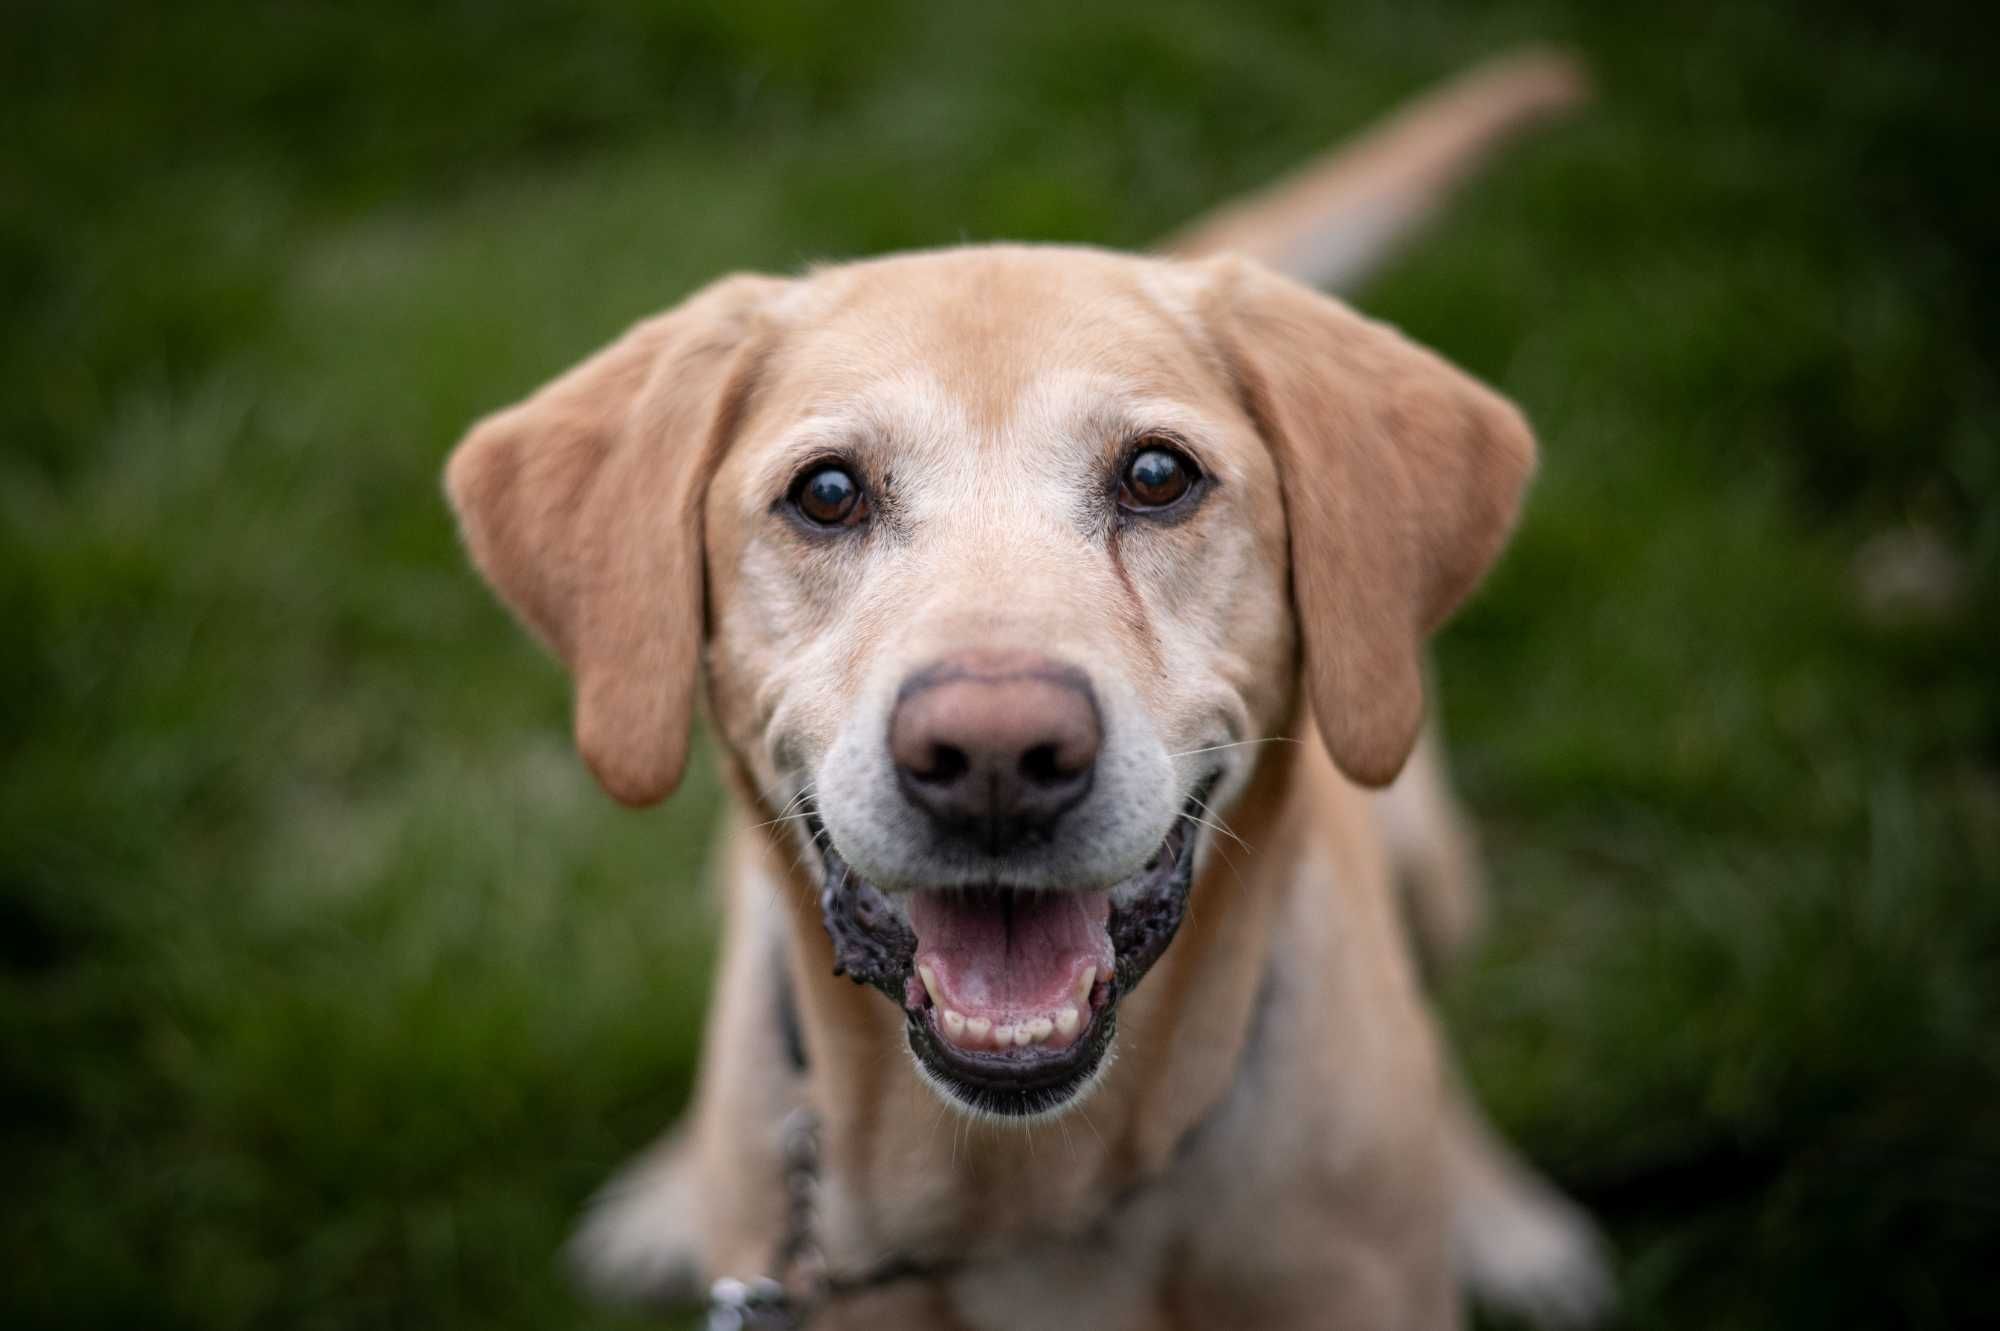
{"left": 809, "top": 774, "right": 1219, "bottom": 1117}
{"left": 905, "top": 1004, "right": 1120, "bottom": 1117}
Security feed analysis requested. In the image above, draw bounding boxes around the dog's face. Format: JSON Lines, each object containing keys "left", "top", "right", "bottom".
{"left": 446, "top": 245, "right": 1533, "bottom": 1119}
{"left": 701, "top": 251, "right": 1294, "bottom": 1114}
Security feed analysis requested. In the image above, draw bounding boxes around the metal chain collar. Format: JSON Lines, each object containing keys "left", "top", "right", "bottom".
{"left": 704, "top": 1107, "right": 825, "bottom": 1331}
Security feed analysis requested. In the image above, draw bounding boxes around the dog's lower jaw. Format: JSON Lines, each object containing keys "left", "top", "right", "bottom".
{"left": 905, "top": 1005, "right": 1121, "bottom": 1121}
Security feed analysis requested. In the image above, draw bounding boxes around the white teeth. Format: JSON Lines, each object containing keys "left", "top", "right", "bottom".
{"left": 949, "top": 1009, "right": 1078, "bottom": 1050}
{"left": 919, "top": 965, "right": 943, "bottom": 1007}
{"left": 1075, "top": 966, "right": 1097, "bottom": 1008}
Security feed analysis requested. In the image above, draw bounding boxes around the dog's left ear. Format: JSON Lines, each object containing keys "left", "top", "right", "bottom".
{"left": 445, "top": 274, "right": 786, "bottom": 806}
{"left": 1203, "top": 256, "right": 1536, "bottom": 788}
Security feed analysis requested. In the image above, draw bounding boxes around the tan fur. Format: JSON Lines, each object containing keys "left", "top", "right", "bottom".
{"left": 450, "top": 50, "right": 1608, "bottom": 1331}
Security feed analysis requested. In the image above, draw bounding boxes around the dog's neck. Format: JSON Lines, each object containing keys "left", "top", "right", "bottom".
{"left": 756, "top": 739, "right": 1309, "bottom": 1256}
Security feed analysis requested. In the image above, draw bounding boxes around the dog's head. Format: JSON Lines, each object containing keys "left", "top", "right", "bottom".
{"left": 447, "top": 245, "right": 1533, "bottom": 1118}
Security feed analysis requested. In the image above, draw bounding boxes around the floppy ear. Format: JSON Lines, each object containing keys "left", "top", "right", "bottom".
{"left": 444, "top": 274, "right": 786, "bottom": 807}
{"left": 1204, "top": 256, "right": 1536, "bottom": 788}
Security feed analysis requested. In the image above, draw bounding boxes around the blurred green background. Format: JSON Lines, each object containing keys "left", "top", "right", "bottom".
{"left": 5, "top": 1, "right": 1996, "bottom": 1328}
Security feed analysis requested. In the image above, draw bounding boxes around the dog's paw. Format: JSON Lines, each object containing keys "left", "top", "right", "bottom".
{"left": 1453, "top": 1176, "right": 1614, "bottom": 1329}
{"left": 566, "top": 1133, "right": 706, "bottom": 1309}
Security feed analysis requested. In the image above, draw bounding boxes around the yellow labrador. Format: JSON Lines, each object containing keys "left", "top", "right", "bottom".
{"left": 447, "top": 51, "right": 1607, "bottom": 1330}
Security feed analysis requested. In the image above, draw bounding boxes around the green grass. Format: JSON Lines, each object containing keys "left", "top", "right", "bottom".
{"left": 4, "top": 2, "right": 1996, "bottom": 1328}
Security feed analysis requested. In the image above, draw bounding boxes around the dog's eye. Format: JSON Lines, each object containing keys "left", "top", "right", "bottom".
{"left": 791, "top": 464, "right": 868, "bottom": 527}
{"left": 1119, "top": 444, "right": 1198, "bottom": 512}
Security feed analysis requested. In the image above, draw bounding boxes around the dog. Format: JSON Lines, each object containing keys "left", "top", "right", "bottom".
{"left": 445, "top": 50, "right": 1608, "bottom": 1330}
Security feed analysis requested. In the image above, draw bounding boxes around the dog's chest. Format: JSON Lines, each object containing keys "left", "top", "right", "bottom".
{"left": 808, "top": 1108, "right": 1269, "bottom": 1331}
{"left": 811, "top": 1171, "right": 1186, "bottom": 1331}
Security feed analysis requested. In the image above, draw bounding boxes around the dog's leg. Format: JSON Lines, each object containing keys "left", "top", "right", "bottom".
{"left": 567, "top": 1125, "right": 707, "bottom": 1307}
{"left": 1442, "top": 1072, "right": 1614, "bottom": 1328}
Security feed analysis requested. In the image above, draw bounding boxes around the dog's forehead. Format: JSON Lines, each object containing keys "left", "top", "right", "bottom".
{"left": 760, "top": 246, "right": 1220, "bottom": 439}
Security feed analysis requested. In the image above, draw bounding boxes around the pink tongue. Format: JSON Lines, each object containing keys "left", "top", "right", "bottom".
{"left": 908, "top": 889, "right": 1113, "bottom": 1021}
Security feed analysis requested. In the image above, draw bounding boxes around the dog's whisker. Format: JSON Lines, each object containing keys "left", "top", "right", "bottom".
{"left": 924, "top": 1097, "right": 951, "bottom": 1160}
{"left": 1166, "top": 737, "right": 1300, "bottom": 759}
{"left": 780, "top": 825, "right": 838, "bottom": 901}
{"left": 1076, "top": 1105, "right": 1108, "bottom": 1154}
{"left": 782, "top": 839, "right": 821, "bottom": 882}
{"left": 1186, "top": 791, "right": 1245, "bottom": 829}
{"left": 769, "top": 782, "right": 817, "bottom": 818}
{"left": 753, "top": 783, "right": 820, "bottom": 833}
{"left": 1182, "top": 808, "right": 1251, "bottom": 855}
{"left": 747, "top": 810, "right": 817, "bottom": 832}
{"left": 754, "top": 774, "right": 816, "bottom": 819}
{"left": 1201, "top": 834, "right": 1251, "bottom": 900}
{"left": 1186, "top": 792, "right": 1254, "bottom": 851}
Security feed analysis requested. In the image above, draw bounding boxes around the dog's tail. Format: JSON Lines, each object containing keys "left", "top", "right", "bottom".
{"left": 1160, "top": 47, "right": 1587, "bottom": 292}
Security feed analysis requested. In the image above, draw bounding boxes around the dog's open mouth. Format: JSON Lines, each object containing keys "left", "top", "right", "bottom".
{"left": 909, "top": 888, "right": 1111, "bottom": 1053}
{"left": 808, "top": 777, "right": 1214, "bottom": 1117}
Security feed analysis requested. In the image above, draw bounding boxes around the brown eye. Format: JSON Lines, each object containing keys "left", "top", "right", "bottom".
{"left": 792, "top": 464, "right": 867, "bottom": 527}
{"left": 1119, "top": 444, "right": 1197, "bottom": 511}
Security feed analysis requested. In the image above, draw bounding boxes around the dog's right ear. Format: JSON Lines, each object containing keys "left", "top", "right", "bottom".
{"left": 444, "top": 274, "right": 787, "bottom": 807}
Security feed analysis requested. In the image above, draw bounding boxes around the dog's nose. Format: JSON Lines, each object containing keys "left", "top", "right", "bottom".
{"left": 889, "top": 652, "right": 1101, "bottom": 847}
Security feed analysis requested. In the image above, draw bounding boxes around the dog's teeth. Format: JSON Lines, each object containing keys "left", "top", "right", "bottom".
{"left": 1075, "top": 966, "right": 1096, "bottom": 1008}
{"left": 1026, "top": 1017, "right": 1054, "bottom": 1044}
{"left": 1055, "top": 1006, "right": 1080, "bottom": 1038}
{"left": 965, "top": 1016, "right": 991, "bottom": 1043}
{"left": 993, "top": 1024, "right": 1014, "bottom": 1047}
{"left": 918, "top": 965, "right": 943, "bottom": 1007}
{"left": 942, "top": 1009, "right": 966, "bottom": 1040}
{"left": 1012, "top": 1025, "right": 1034, "bottom": 1048}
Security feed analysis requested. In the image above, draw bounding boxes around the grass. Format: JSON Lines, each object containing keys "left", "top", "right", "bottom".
{"left": 4, "top": 2, "right": 1996, "bottom": 1328}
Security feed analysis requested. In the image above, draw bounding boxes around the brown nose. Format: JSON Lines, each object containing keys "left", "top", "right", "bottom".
{"left": 888, "top": 652, "right": 1101, "bottom": 848}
